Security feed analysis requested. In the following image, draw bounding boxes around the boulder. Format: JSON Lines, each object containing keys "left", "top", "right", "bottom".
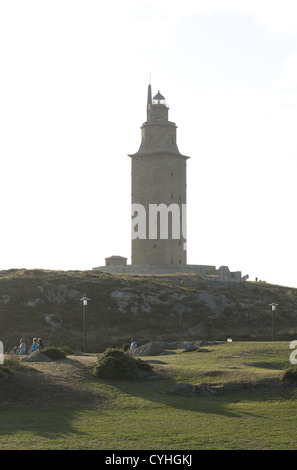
{"left": 130, "top": 341, "right": 201, "bottom": 356}
{"left": 130, "top": 340, "right": 201, "bottom": 357}
{"left": 170, "top": 382, "right": 219, "bottom": 397}
{"left": 21, "top": 351, "right": 51, "bottom": 362}
{"left": 130, "top": 342, "right": 165, "bottom": 357}
{"left": 170, "top": 383, "right": 199, "bottom": 396}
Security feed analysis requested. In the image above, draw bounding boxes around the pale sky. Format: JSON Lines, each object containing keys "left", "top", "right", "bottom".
{"left": 1, "top": 0, "right": 297, "bottom": 288}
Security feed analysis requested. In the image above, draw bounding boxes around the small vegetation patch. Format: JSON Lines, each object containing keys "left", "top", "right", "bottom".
{"left": 3, "top": 355, "right": 23, "bottom": 371}
{"left": 281, "top": 367, "right": 297, "bottom": 385}
{"left": 0, "top": 355, "right": 23, "bottom": 376}
{"left": 57, "top": 345, "right": 74, "bottom": 355}
{"left": 42, "top": 347, "right": 66, "bottom": 360}
{"left": 92, "top": 348, "right": 153, "bottom": 380}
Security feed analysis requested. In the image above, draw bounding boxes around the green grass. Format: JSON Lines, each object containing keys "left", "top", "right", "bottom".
{"left": 0, "top": 341, "right": 297, "bottom": 449}
{"left": 1, "top": 391, "right": 296, "bottom": 450}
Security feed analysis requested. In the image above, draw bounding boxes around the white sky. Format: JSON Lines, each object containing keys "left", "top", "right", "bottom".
{"left": 1, "top": 0, "right": 297, "bottom": 288}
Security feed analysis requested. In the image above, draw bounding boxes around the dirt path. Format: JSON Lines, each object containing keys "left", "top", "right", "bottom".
{"left": 0, "top": 356, "right": 109, "bottom": 409}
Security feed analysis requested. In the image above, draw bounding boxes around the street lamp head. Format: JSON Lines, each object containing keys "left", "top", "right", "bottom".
{"left": 269, "top": 303, "right": 278, "bottom": 311}
{"left": 80, "top": 296, "right": 90, "bottom": 306}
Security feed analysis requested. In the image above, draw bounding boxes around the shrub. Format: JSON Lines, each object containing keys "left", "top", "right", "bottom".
{"left": 0, "top": 356, "right": 23, "bottom": 375}
{"left": 281, "top": 367, "right": 297, "bottom": 384}
{"left": 42, "top": 347, "right": 66, "bottom": 360}
{"left": 58, "top": 345, "right": 74, "bottom": 355}
{"left": 3, "top": 355, "right": 22, "bottom": 370}
{"left": 93, "top": 348, "right": 153, "bottom": 380}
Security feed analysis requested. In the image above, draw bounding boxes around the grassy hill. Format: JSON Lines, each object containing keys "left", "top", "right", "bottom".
{"left": 1, "top": 268, "right": 297, "bottom": 353}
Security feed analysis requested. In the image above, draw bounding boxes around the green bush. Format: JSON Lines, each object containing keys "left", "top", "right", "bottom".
{"left": 58, "top": 345, "right": 74, "bottom": 355}
{"left": 281, "top": 367, "right": 297, "bottom": 384}
{"left": 4, "top": 355, "right": 22, "bottom": 370}
{"left": 0, "top": 356, "right": 23, "bottom": 374}
{"left": 93, "top": 348, "right": 153, "bottom": 380}
{"left": 42, "top": 347, "right": 66, "bottom": 360}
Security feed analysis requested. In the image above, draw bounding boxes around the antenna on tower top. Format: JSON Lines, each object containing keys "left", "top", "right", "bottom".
{"left": 147, "top": 82, "right": 152, "bottom": 107}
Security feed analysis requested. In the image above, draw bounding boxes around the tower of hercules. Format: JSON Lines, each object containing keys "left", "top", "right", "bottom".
{"left": 129, "top": 85, "right": 189, "bottom": 267}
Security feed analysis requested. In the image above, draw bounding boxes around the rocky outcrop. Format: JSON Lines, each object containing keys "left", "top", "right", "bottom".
{"left": 129, "top": 340, "right": 212, "bottom": 356}
{"left": 21, "top": 351, "right": 51, "bottom": 362}
{"left": 1, "top": 268, "right": 297, "bottom": 350}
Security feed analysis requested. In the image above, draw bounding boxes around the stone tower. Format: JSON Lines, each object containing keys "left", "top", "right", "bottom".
{"left": 129, "top": 85, "right": 189, "bottom": 267}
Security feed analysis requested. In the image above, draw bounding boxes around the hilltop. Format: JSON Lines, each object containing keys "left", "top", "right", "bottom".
{"left": 1, "top": 269, "right": 297, "bottom": 352}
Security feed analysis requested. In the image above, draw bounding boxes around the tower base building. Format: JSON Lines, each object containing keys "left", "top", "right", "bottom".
{"left": 92, "top": 262, "right": 247, "bottom": 282}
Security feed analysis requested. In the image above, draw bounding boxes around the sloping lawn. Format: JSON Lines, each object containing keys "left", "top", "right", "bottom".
{"left": 0, "top": 341, "right": 296, "bottom": 449}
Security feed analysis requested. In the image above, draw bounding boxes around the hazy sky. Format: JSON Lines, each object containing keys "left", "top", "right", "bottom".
{"left": 1, "top": 0, "right": 297, "bottom": 288}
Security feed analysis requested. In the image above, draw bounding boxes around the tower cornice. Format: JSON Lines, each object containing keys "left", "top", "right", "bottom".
{"left": 128, "top": 151, "right": 189, "bottom": 159}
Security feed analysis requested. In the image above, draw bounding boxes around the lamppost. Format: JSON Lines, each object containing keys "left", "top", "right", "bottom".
{"left": 80, "top": 296, "right": 90, "bottom": 352}
{"left": 269, "top": 303, "right": 278, "bottom": 341}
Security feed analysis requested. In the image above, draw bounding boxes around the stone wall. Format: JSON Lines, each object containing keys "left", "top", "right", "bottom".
{"left": 92, "top": 263, "right": 247, "bottom": 282}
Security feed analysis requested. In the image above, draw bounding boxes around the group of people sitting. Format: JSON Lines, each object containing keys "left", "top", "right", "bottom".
{"left": 130, "top": 339, "right": 138, "bottom": 350}
{"left": 15, "top": 337, "right": 44, "bottom": 355}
